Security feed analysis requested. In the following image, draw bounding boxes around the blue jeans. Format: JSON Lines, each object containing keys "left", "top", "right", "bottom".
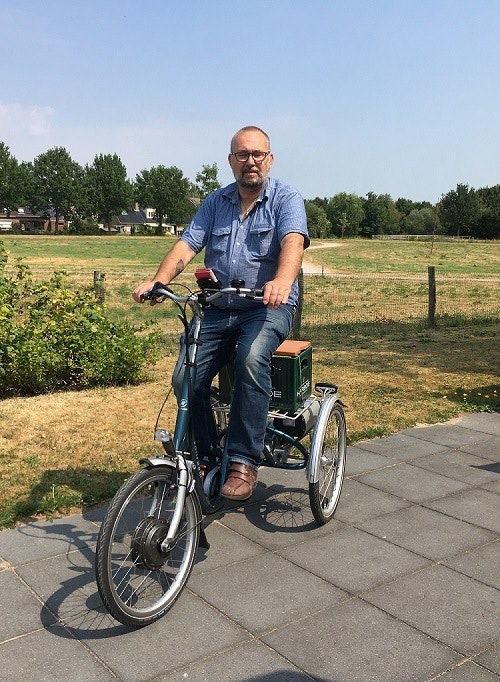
{"left": 172, "top": 304, "right": 295, "bottom": 468}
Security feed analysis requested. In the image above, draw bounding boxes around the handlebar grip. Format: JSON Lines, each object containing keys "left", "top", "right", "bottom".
{"left": 246, "top": 288, "right": 264, "bottom": 299}
{"left": 141, "top": 282, "right": 169, "bottom": 301}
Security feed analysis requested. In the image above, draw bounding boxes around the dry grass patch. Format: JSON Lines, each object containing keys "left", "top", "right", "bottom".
{"left": 1, "top": 319, "right": 498, "bottom": 528}
{"left": 310, "top": 320, "right": 499, "bottom": 441}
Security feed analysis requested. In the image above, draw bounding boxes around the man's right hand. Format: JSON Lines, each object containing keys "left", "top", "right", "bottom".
{"left": 132, "top": 280, "right": 158, "bottom": 304}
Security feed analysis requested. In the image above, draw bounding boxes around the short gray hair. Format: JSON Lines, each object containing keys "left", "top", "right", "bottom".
{"left": 230, "top": 126, "right": 270, "bottom": 152}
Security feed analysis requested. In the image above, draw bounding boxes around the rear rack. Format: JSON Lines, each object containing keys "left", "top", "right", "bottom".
{"left": 213, "top": 394, "right": 319, "bottom": 424}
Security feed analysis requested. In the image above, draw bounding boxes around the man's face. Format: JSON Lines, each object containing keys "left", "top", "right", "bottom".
{"left": 228, "top": 130, "right": 274, "bottom": 189}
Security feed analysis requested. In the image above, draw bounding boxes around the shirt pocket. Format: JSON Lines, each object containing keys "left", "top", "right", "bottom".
{"left": 249, "top": 223, "right": 275, "bottom": 253}
{"left": 209, "top": 224, "right": 232, "bottom": 256}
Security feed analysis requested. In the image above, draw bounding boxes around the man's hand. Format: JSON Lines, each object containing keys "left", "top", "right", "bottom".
{"left": 262, "top": 232, "right": 305, "bottom": 308}
{"left": 262, "top": 278, "right": 292, "bottom": 309}
{"left": 132, "top": 280, "right": 159, "bottom": 304}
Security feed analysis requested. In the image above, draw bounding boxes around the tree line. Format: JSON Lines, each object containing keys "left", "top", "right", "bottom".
{"left": 1, "top": 141, "right": 498, "bottom": 238}
{"left": 306, "top": 185, "right": 499, "bottom": 240}
{"left": 0, "top": 142, "right": 220, "bottom": 234}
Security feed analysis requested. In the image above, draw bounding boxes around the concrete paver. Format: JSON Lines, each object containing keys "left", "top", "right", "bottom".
{"left": 263, "top": 597, "right": 462, "bottom": 681}
{"left": 0, "top": 412, "right": 499, "bottom": 681}
{"left": 362, "top": 563, "right": 499, "bottom": 655}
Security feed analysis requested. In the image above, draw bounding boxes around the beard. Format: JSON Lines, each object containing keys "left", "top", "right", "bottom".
{"left": 235, "top": 165, "right": 268, "bottom": 188}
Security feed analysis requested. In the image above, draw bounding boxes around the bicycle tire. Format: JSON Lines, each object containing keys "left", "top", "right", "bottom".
{"left": 95, "top": 466, "right": 201, "bottom": 627}
{"left": 308, "top": 400, "right": 347, "bottom": 525}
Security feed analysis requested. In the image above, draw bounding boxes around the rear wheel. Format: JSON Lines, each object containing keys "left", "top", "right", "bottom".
{"left": 95, "top": 467, "right": 201, "bottom": 627}
{"left": 210, "top": 385, "right": 228, "bottom": 444}
{"left": 308, "top": 401, "right": 347, "bottom": 525}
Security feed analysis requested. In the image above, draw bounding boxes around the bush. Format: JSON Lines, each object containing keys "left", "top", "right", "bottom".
{"left": 67, "top": 217, "right": 101, "bottom": 234}
{"left": 0, "top": 242, "right": 158, "bottom": 397}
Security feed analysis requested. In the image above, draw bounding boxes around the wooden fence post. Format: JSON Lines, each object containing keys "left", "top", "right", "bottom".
{"left": 93, "top": 270, "right": 106, "bottom": 303}
{"left": 428, "top": 266, "right": 436, "bottom": 328}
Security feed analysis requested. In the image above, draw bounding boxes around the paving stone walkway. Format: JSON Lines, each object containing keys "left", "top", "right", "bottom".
{"left": 1, "top": 412, "right": 499, "bottom": 681}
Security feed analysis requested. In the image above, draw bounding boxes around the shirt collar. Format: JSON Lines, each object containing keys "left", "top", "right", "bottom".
{"left": 223, "top": 178, "right": 271, "bottom": 205}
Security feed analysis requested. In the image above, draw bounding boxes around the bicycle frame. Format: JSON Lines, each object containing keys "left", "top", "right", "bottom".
{"left": 142, "top": 282, "right": 266, "bottom": 514}
{"left": 142, "top": 282, "right": 342, "bottom": 500}
{"left": 172, "top": 305, "right": 203, "bottom": 462}
{"left": 263, "top": 423, "right": 310, "bottom": 468}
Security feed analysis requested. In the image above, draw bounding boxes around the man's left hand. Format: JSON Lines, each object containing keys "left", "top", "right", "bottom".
{"left": 262, "top": 278, "right": 292, "bottom": 308}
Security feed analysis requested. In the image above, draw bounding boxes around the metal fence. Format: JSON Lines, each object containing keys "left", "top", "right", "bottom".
{"left": 296, "top": 272, "right": 499, "bottom": 337}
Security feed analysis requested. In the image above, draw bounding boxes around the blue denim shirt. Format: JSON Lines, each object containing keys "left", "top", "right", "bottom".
{"left": 180, "top": 177, "right": 309, "bottom": 309}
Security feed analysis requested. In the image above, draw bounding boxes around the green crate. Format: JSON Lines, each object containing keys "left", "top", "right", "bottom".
{"left": 269, "top": 343, "right": 312, "bottom": 412}
{"left": 218, "top": 341, "right": 312, "bottom": 414}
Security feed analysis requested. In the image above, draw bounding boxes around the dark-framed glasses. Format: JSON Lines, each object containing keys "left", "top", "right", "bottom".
{"left": 231, "top": 150, "right": 271, "bottom": 163}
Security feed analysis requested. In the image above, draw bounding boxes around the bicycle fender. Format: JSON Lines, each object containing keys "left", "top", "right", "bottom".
{"left": 139, "top": 457, "right": 198, "bottom": 494}
{"left": 306, "top": 395, "right": 344, "bottom": 484}
{"left": 139, "top": 457, "right": 177, "bottom": 471}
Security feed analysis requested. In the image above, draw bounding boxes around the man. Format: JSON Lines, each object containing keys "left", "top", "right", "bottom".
{"left": 133, "top": 126, "right": 309, "bottom": 501}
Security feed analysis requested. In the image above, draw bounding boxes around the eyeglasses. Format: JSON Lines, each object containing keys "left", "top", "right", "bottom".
{"left": 231, "top": 150, "right": 271, "bottom": 163}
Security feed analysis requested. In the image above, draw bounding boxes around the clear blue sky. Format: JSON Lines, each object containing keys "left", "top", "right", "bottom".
{"left": 1, "top": 0, "right": 499, "bottom": 203}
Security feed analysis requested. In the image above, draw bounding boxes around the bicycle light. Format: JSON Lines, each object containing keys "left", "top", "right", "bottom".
{"left": 195, "top": 268, "right": 221, "bottom": 290}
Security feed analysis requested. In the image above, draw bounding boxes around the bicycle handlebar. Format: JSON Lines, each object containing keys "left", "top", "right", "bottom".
{"left": 141, "top": 281, "right": 265, "bottom": 305}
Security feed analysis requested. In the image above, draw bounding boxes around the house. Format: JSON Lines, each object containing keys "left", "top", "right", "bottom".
{"left": 0, "top": 215, "right": 12, "bottom": 231}
{"left": 0, "top": 207, "right": 56, "bottom": 232}
{"left": 113, "top": 198, "right": 203, "bottom": 235}
{"left": 112, "top": 203, "right": 171, "bottom": 234}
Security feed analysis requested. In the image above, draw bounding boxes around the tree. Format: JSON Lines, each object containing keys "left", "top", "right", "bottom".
{"left": 395, "top": 198, "right": 436, "bottom": 234}
{"left": 135, "top": 165, "right": 191, "bottom": 235}
{"left": 0, "top": 143, "right": 26, "bottom": 211}
{"left": 404, "top": 207, "right": 440, "bottom": 235}
{"left": 74, "top": 164, "right": 99, "bottom": 221}
{"left": 475, "top": 185, "right": 500, "bottom": 239}
{"left": 437, "top": 183, "right": 483, "bottom": 237}
{"left": 31, "top": 147, "right": 83, "bottom": 232}
{"left": 394, "top": 197, "right": 415, "bottom": 217}
{"left": 88, "top": 154, "right": 133, "bottom": 232}
{"left": 395, "top": 197, "right": 434, "bottom": 216}
{"left": 194, "top": 163, "right": 221, "bottom": 200}
{"left": 310, "top": 197, "right": 329, "bottom": 211}
{"left": 304, "top": 200, "right": 331, "bottom": 238}
{"left": 477, "top": 184, "right": 500, "bottom": 213}
{"left": 360, "top": 192, "right": 402, "bottom": 237}
{"left": 17, "top": 162, "right": 34, "bottom": 207}
{"left": 326, "top": 193, "right": 365, "bottom": 237}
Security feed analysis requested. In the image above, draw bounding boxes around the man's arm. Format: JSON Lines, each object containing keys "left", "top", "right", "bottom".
{"left": 132, "top": 240, "right": 197, "bottom": 303}
{"left": 262, "top": 232, "right": 305, "bottom": 309}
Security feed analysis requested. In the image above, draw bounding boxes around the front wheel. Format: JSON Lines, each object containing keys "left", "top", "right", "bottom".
{"left": 95, "top": 466, "right": 201, "bottom": 627}
{"left": 308, "top": 400, "right": 347, "bottom": 525}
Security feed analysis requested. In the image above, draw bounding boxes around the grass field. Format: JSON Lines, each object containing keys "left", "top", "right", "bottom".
{"left": 0, "top": 235, "right": 499, "bottom": 528}
{"left": 309, "top": 238, "right": 500, "bottom": 276}
{"left": 3, "top": 234, "right": 500, "bottom": 277}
